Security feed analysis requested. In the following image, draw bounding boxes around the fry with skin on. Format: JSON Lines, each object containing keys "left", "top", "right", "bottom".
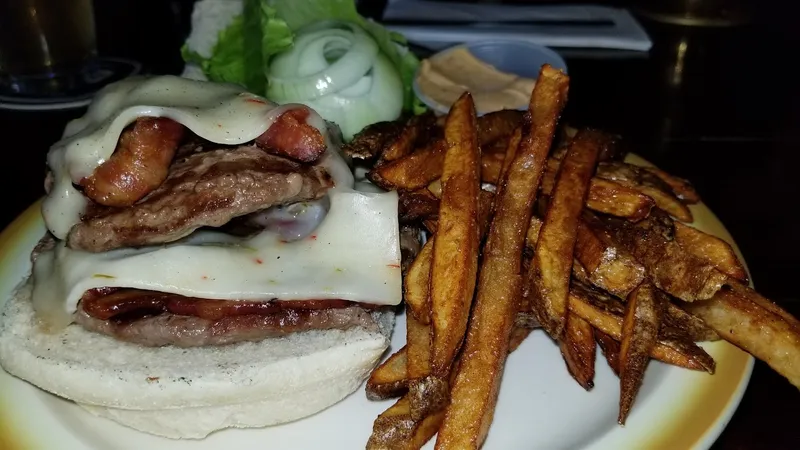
{"left": 618, "top": 281, "right": 663, "bottom": 424}
{"left": 595, "top": 329, "right": 621, "bottom": 376}
{"left": 368, "top": 139, "right": 446, "bottom": 191}
{"left": 405, "top": 238, "right": 433, "bottom": 325}
{"left": 662, "top": 301, "right": 719, "bottom": 342}
{"left": 407, "top": 313, "right": 448, "bottom": 420}
{"left": 480, "top": 151, "right": 505, "bottom": 184}
{"left": 436, "top": 64, "right": 569, "bottom": 450}
{"left": 430, "top": 92, "right": 482, "bottom": 377}
{"left": 642, "top": 166, "right": 700, "bottom": 204}
{"left": 398, "top": 189, "right": 440, "bottom": 223}
{"left": 568, "top": 282, "right": 715, "bottom": 372}
{"left": 366, "top": 395, "right": 447, "bottom": 450}
{"left": 529, "top": 128, "right": 602, "bottom": 339}
{"left": 585, "top": 178, "right": 655, "bottom": 222}
{"left": 683, "top": 282, "right": 800, "bottom": 388}
{"left": 476, "top": 109, "right": 524, "bottom": 146}
{"left": 560, "top": 313, "right": 597, "bottom": 390}
{"left": 574, "top": 219, "right": 646, "bottom": 298}
{"left": 499, "top": 126, "right": 522, "bottom": 185}
{"left": 596, "top": 161, "right": 692, "bottom": 222}
{"left": 673, "top": 222, "right": 748, "bottom": 282}
{"left": 366, "top": 346, "right": 409, "bottom": 400}
{"left": 378, "top": 111, "right": 435, "bottom": 164}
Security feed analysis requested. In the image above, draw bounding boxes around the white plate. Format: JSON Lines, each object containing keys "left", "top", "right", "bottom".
{"left": 0, "top": 155, "right": 753, "bottom": 449}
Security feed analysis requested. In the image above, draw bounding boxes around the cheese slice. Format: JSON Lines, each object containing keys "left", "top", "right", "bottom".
{"left": 33, "top": 75, "right": 402, "bottom": 330}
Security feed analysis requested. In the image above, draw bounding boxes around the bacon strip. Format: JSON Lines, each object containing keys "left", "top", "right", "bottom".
{"left": 80, "top": 288, "right": 376, "bottom": 321}
{"left": 82, "top": 117, "right": 185, "bottom": 207}
{"left": 255, "top": 108, "right": 327, "bottom": 163}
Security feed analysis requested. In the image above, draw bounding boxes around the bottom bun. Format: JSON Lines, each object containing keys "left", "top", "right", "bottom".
{"left": 0, "top": 280, "right": 394, "bottom": 439}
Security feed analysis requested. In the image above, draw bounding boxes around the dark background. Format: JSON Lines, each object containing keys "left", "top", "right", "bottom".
{"left": 1, "top": 0, "right": 799, "bottom": 448}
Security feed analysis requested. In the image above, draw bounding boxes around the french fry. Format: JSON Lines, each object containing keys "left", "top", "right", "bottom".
{"left": 343, "top": 119, "right": 405, "bottom": 160}
{"left": 399, "top": 189, "right": 440, "bottom": 223}
{"left": 407, "top": 313, "right": 448, "bottom": 420}
{"left": 405, "top": 238, "right": 433, "bottom": 325}
{"left": 618, "top": 281, "right": 663, "bottom": 424}
{"left": 436, "top": 64, "right": 569, "bottom": 450}
{"left": 568, "top": 283, "right": 715, "bottom": 372}
{"left": 427, "top": 179, "right": 442, "bottom": 198}
{"left": 596, "top": 162, "right": 692, "bottom": 222}
{"left": 423, "top": 219, "right": 438, "bottom": 234}
{"left": 574, "top": 219, "right": 646, "bottom": 298}
{"left": 366, "top": 346, "right": 409, "bottom": 400}
{"left": 595, "top": 329, "right": 621, "bottom": 376}
{"left": 662, "top": 301, "right": 719, "bottom": 342}
{"left": 499, "top": 126, "right": 522, "bottom": 185}
{"left": 366, "top": 395, "right": 447, "bottom": 450}
{"left": 476, "top": 109, "right": 524, "bottom": 146}
{"left": 480, "top": 151, "right": 505, "bottom": 184}
{"left": 368, "top": 139, "right": 446, "bottom": 191}
{"left": 430, "top": 93, "right": 482, "bottom": 377}
{"left": 642, "top": 166, "right": 700, "bottom": 204}
{"left": 673, "top": 221, "right": 748, "bottom": 282}
{"left": 560, "top": 313, "right": 596, "bottom": 390}
{"left": 683, "top": 282, "right": 800, "bottom": 388}
{"left": 529, "top": 129, "right": 602, "bottom": 339}
{"left": 379, "top": 111, "right": 435, "bottom": 164}
{"left": 585, "top": 178, "right": 655, "bottom": 221}
{"left": 597, "top": 212, "right": 728, "bottom": 302}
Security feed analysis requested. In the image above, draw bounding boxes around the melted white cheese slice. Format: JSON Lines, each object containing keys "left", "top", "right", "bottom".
{"left": 34, "top": 75, "right": 402, "bottom": 329}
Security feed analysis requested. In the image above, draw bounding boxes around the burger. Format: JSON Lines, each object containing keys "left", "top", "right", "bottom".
{"left": 0, "top": 75, "right": 404, "bottom": 439}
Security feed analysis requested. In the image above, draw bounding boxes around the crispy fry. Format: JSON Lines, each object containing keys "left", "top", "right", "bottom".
{"left": 405, "top": 238, "right": 433, "bottom": 324}
{"left": 343, "top": 119, "right": 405, "bottom": 160}
{"left": 674, "top": 222, "right": 748, "bottom": 282}
{"left": 529, "top": 129, "right": 602, "bottom": 338}
{"left": 662, "top": 301, "right": 720, "bottom": 342}
{"left": 427, "top": 179, "right": 442, "bottom": 198}
{"left": 366, "top": 395, "right": 447, "bottom": 450}
{"left": 683, "top": 282, "right": 800, "bottom": 388}
{"left": 399, "top": 189, "right": 440, "bottom": 223}
{"left": 367, "top": 346, "right": 409, "bottom": 400}
{"left": 436, "top": 65, "right": 569, "bottom": 450}
{"left": 618, "top": 282, "right": 663, "bottom": 424}
{"left": 642, "top": 166, "right": 700, "bottom": 204}
{"left": 596, "top": 162, "right": 692, "bottom": 222}
{"left": 596, "top": 212, "right": 728, "bottom": 302}
{"left": 379, "top": 112, "right": 435, "bottom": 164}
{"left": 509, "top": 326, "right": 534, "bottom": 352}
{"left": 430, "top": 93, "right": 482, "bottom": 377}
{"left": 477, "top": 190, "right": 496, "bottom": 238}
{"left": 560, "top": 313, "right": 596, "bottom": 390}
{"left": 407, "top": 313, "right": 448, "bottom": 420}
{"left": 477, "top": 109, "right": 524, "bottom": 146}
{"left": 595, "top": 329, "right": 621, "bottom": 376}
{"left": 368, "top": 139, "right": 446, "bottom": 191}
{"left": 568, "top": 283, "right": 714, "bottom": 372}
{"left": 499, "top": 126, "right": 522, "bottom": 186}
{"left": 423, "top": 219, "right": 438, "bottom": 234}
{"left": 586, "top": 178, "right": 655, "bottom": 221}
{"left": 574, "top": 219, "right": 646, "bottom": 298}
{"left": 480, "top": 151, "right": 505, "bottom": 184}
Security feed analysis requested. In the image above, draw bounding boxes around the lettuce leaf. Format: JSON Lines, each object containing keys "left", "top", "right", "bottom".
{"left": 182, "top": 0, "right": 293, "bottom": 96}
{"left": 182, "top": 0, "right": 421, "bottom": 112}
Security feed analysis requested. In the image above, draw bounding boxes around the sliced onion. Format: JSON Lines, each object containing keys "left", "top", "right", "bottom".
{"left": 267, "top": 22, "right": 378, "bottom": 102}
{"left": 266, "top": 21, "right": 403, "bottom": 140}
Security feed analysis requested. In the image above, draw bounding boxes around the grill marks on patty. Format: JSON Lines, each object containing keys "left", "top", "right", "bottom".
{"left": 75, "top": 288, "right": 385, "bottom": 347}
{"left": 67, "top": 145, "right": 333, "bottom": 252}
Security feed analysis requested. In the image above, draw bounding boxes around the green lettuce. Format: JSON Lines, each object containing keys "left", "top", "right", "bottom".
{"left": 181, "top": 0, "right": 421, "bottom": 112}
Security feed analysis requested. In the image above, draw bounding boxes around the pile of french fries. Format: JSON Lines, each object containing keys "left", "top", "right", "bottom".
{"left": 347, "top": 64, "right": 800, "bottom": 449}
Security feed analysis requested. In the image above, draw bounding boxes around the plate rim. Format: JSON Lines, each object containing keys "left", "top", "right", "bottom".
{"left": 0, "top": 154, "right": 754, "bottom": 449}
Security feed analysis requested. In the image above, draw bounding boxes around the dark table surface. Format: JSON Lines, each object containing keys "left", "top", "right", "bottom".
{"left": 1, "top": 1, "right": 798, "bottom": 448}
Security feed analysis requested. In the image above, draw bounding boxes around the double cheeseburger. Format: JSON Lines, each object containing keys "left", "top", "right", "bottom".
{"left": 0, "top": 75, "right": 403, "bottom": 439}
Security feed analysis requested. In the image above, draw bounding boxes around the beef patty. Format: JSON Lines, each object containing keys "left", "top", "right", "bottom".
{"left": 67, "top": 145, "right": 333, "bottom": 252}
{"left": 75, "top": 288, "right": 387, "bottom": 347}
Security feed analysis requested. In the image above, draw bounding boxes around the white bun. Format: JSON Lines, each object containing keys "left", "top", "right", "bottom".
{"left": 0, "top": 280, "right": 394, "bottom": 439}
